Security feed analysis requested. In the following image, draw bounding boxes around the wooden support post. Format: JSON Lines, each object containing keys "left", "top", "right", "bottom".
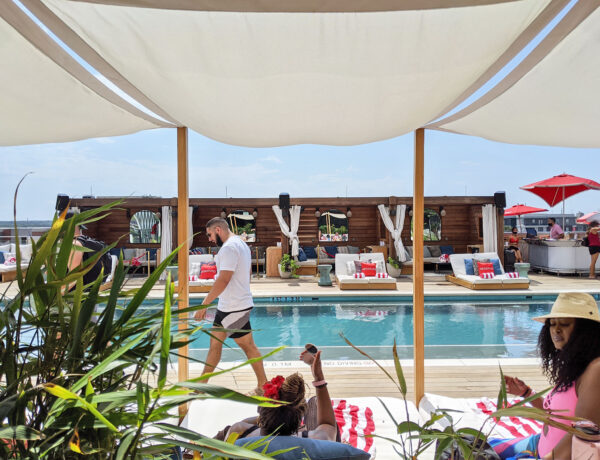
{"left": 413, "top": 129, "right": 425, "bottom": 404}
{"left": 177, "top": 127, "right": 189, "bottom": 419}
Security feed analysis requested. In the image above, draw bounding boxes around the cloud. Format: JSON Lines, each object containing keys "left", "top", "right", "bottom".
{"left": 94, "top": 138, "right": 116, "bottom": 144}
{"left": 259, "top": 155, "right": 282, "bottom": 164}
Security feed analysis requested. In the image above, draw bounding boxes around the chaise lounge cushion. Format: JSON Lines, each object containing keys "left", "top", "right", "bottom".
{"left": 449, "top": 252, "right": 528, "bottom": 288}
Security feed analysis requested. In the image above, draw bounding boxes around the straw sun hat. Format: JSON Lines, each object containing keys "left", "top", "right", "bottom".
{"left": 533, "top": 292, "right": 600, "bottom": 323}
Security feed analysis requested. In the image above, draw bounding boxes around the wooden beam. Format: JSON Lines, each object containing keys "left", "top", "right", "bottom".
{"left": 177, "top": 127, "right": 189, "bottom": 419}
{"left": 413, "top": 129, "right": 425, "bottom": 404}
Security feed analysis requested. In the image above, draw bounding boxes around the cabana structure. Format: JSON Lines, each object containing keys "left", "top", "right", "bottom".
{"left": 2, "top": 0, "right": 599, "bottom": 410}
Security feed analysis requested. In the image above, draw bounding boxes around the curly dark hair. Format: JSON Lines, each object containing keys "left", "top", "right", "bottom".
{"left": 258, "top": 373, "right": 307, "bottom": 435}
{"left": 538, "top": 318, "right": 600, "bottom": 391}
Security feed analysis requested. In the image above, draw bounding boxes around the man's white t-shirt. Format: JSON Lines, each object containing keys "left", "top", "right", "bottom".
{"left": 215, "top": 235, "right": 253, "bottom": 312}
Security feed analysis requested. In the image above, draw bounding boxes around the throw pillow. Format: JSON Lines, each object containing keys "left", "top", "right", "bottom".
{"left": 464, "top": 258, "right": 475, "bottom": 275}
{"left": 423, "top": 246, "right": 432, "bottom": 258}
{"left": 235, "top": 436, "right": 370, "bottom": 460}
{"left": 490, "top": 258, "right": 503, "bottom": 275}
{"left": 472, "top": 258, "right": 489, "bottom": 276}
{"left": 480, "top": 272, "right": 495, "bottom": 279}
{"left": 3, "top": 252, "right": 17, "bottom": 265}
{"left": 346, "top": 260, "right": 356, "bottom": 275}
{"left": 406, "top": 246, "right": 414, "bottom": 258}
{"left": 304, "top": 246, "right": 317, "bottom": 259}
{"left": 506, "top": 272, "right": 520, "bottom": 278}
{"left": 354, "top": 259, "right": 370, "bottom": 273}
{"left": 375, "top": 260, "right": 385, "bottom": 274}
{"left": 440, "top": 245, "right": 455, "bottom": 255}
{"left": 190, "top": 262, "right": 201, "bottom": 277}
{"left": 347, "top": 245, "right": 360, "bottom": 254}
{"left": 0, "top": 243, "right": 10, "bottom": 253}
{"left": 477, "top": 261, "right": 494, "bottom": 276}
{"left": 361, "top": 262, "right": 376, "bottom": 277}
{"left": 200, "top": 262, "right": 217, "bottom": 280}
{"left": 318, "top": 247, "right": 331, "bottom": 259}
{"left": 337, "top": 246, "right": 349, "bottom": 254}
{"left": 429, "top": 246, "right": 442, "bottom": 257}
{"left": 0, "top": 252, "right": 4, "bottom": 264}
{"left": 298, "top": 247, "right": 308, "bottom": 262}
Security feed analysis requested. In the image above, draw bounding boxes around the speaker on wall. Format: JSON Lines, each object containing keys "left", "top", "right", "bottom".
{"left": 494, "top": 191, "right": 506, "bottom": 209}
{"left": 55, "top": 194, "right": 70, "bottom": 212}
{"left": 279, "top": 193, "right": 290, "bottom": 216}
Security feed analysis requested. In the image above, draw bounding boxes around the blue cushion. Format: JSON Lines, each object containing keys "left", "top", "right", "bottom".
{"left": 235, "top": 436, "right": 370, "bottom": 460}
{"left": 490, "top": 258, "right": 503, "bottom": 275}
{"left": 0, "top": 252, "right": 5, "bottom": 264}
{"left": 464, "top": 258, "right": 475, "bottom": 275}
{"left": 297, "top": 247, "right": 307, "bottom": 262}
{"left": 440, "top": 245, "right": 454, "bottom": 255}
{"left": 325, "top": 246, "right": 338, "bottom": 257}
{"left": 109, "top": 247, "right": 122, "bottom": 257}
{"left": 303, "top": 246, "right": 317, "bottom": 259}
{"left": 147, "top": 248, "right": 157, "bottom": 259}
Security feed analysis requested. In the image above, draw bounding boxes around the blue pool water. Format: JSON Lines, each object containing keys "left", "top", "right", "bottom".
{"left": 150, "top": 299, "right": 567, "bottom": 361}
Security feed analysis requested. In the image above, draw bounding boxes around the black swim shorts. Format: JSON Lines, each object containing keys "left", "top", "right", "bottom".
{"left": 590, "top": 246, "right": 600, "bottom": 255}
{"left": 213, "top": 307, "right": 253, "bottom": 339}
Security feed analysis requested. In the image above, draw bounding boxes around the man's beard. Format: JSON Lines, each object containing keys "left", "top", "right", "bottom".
{"left": 216, "top": 234, "right": 224, "bottom": 247}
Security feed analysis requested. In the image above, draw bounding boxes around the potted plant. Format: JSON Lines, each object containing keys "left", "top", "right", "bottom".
{"left": 278, "top": 253, "right": 299, "bottom": 278}
{"left": 387, "top": 256, "right": 403, "bottom": 278}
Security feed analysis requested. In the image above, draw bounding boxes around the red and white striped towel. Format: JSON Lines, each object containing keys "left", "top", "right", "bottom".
{"left": 375, "top": 273, "right": 389, "bottom": 278}
{"left": 353, "top": 272, "right": 366, "bottom": 279}
{"left": 332, "top": 399, "right": 375, "bottom": 453}
{"left": 479, "top": 272, "right": 495, "bottom": 279}
{"left": 189, "top": 275, "right": 199, "bottom": 281}
{"left": 476, "top": 397, "right": 543, "bottom": 438}
{"left": 505, "top": 272, "right": 520, "bottom": 278}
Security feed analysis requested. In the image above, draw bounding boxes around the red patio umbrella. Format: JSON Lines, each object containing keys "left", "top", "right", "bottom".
{"left": 504, "top": 204, "right": 548, "bottom": 217}
{"left": 520, "top": 174, "right": 600, "bottom": 229}
{"left": 577, "top": 211, "right": 600, "bottom": 224}
{"left": 504, "top": 204, "right": 548, "bottom": 233}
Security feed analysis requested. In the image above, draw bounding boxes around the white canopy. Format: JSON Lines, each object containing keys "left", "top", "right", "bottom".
{"left": 431, "top": 2, "right": 600, "bottom": 148}
{"left": 0, "top": 1, "right": 167, "bottom": 146}
{"left": 37, "top": 0, "right": 552, "bottom": 147}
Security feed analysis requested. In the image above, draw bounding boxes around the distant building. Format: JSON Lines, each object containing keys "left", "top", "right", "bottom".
{"left": 0, "top": 221, "right": 52, "bottom": 244}
{"left": 504, "top": 213, "right": 587, "bottom": 235}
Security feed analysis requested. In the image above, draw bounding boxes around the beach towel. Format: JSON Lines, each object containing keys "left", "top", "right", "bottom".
{"left": 331, "top": 399, "right": 376, "bottom": 454}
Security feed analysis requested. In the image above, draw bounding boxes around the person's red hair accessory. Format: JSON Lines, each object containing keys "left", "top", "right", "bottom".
{"left": 262, "top": 375, "right": 285, "bottom": 399}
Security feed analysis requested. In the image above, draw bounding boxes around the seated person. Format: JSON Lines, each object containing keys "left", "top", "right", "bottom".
{"left": 507, "top": 227, "right": 523, "bottom": 263}
{"left": 221, "top": 346, "right": 337, "bottom": 441}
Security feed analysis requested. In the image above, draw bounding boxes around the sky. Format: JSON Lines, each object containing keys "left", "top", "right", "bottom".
{"left": 1, "top": 128, "right": 599, "bottom": 221}
{"left": 2, "top": 0, "right": 599, "bottom": 221}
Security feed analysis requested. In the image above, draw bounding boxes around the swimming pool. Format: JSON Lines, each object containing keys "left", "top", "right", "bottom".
{"left": 151, "top": 298, "right": 577, "bottom": 362}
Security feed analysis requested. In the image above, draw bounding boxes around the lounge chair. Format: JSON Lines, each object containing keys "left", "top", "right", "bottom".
{"left": 188, "top": 254, "right": 216, "bottom": 292}
{"left": 446, "top": 252, "right": 530, "bottom": 290}
{"left": 182, "top": 396, "right": 422, "bottom": 459}
{"left": 0, "top": 243, "right": 32, "bottom": 282}
{"left": 335, "top": 253, "right": 397, "bottom": 290}
{"left": 401, "top": 245, "right": 454, "bottom": 274}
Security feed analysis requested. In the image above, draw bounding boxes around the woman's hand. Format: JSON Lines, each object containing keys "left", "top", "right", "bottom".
{"left": 311, "top": 350, "right": 325, "bottom": 382}
{"left": 504, "top": 375, "right": 529, "bottom": 396}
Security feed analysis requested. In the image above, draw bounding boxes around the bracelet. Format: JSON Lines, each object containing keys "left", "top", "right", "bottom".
{"left": 520, "top": 386, "right": 532, "bottom": 398}
{"left": 312, "top": 380, "right": 327, "bottom": 388}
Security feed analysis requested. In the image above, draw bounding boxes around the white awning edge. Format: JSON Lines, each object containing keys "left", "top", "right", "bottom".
{"left": 1, "top": 1, "right": 171, "bottom": 128}
{"left": 21, "top": 0, "right": 181, "bottom": 127}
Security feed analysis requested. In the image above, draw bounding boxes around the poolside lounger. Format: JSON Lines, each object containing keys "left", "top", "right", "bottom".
{"left": 335, "top": 253, "right": 397, "bottom": 290}
{"left": 0, "top": 243, "right": 33, "bottom": 282}
{"left": 182, "top": 396, "right": 423, "bottom": 459}
{"left": 188, "top": 254, "right": 215, "bottom": 293}
{"left": 446, "top": 252, "right": 530, "bottom": 290}
{"left": 419, "top": 393, "right": 543, "bottom": 439}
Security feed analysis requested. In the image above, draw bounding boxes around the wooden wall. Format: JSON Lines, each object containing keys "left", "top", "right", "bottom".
{"left": 72, "top": 196, "right": 496, "bottom": 254}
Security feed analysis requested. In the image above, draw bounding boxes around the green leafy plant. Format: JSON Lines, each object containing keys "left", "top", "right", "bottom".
{"left": 279, "top": 253, "right": 299, "bottom": 278}
{"left": 340, "top": 333, "right": 592, "bottom": 460}
{"left": 387, "top": 257, "right": 401, "bottom": 269}
{"left": 0, "top": 186, "right": 282, "bottom": 459}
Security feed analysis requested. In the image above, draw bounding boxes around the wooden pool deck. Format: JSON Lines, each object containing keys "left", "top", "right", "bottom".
{"left": 3, "top": 273, "right": 598, "bottom": 400}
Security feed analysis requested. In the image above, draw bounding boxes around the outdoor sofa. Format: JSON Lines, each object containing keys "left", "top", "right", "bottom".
{"left": 445, "top": 252, "right": 530, "bottom": 290}
{"left": 295, "top": 245, "right": 362, "bottom": 275}
{"left": 335, "top": 253, "right": 397, "bottom": 290}
{"left": 400, "top": 245, "right": 454, "bottom": 274}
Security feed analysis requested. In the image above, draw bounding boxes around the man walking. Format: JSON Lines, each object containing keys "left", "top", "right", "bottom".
{"left": 194, "top": 217, "right": 267, "bottom": 394}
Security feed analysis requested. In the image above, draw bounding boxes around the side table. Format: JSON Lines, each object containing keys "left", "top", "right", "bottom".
{"left": 514, "top": 262, "right": 530, "bottom": 279}
{"left": 317, "top": 265, "right": 333, "bottom": 286}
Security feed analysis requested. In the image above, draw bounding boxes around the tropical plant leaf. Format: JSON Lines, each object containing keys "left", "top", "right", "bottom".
{"left": 0, "top": 425, "right": 44, "bottom": 440}
{"left": 158, "top": 272, "right": 172, "bottom": 390}
{"left": 392, "top": 339, "right": 407, "bottom": 397}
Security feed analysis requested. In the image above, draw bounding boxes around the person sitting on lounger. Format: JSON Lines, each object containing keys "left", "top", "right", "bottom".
{"left": 507, "top": 227, "right": 523, "bottom": 263}
{"left": 219, "top": 347, "right": 337, "bottom": 441}
{"left": 490, "top": 293, "right": 600, "bottom": 459}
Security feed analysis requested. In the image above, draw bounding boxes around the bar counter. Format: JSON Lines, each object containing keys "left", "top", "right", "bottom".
{"left": 525, "top": 239, "right": 599, "bottom": 275}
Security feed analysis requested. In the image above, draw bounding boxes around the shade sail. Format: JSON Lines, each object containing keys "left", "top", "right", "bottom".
{"left": 40, "top": 0, "right": 552, "bottom": 147}
{"left": 431, "top": 2, "right": 600, "bottom": 148}
{"left": 0, "top": 1, "right": 167, "bottom": 146}
{"left": 520, "top": 174, "right": 600, "bottom": 207}
{"left": 504, "top": 204, "right": 548, "bottom": 216}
